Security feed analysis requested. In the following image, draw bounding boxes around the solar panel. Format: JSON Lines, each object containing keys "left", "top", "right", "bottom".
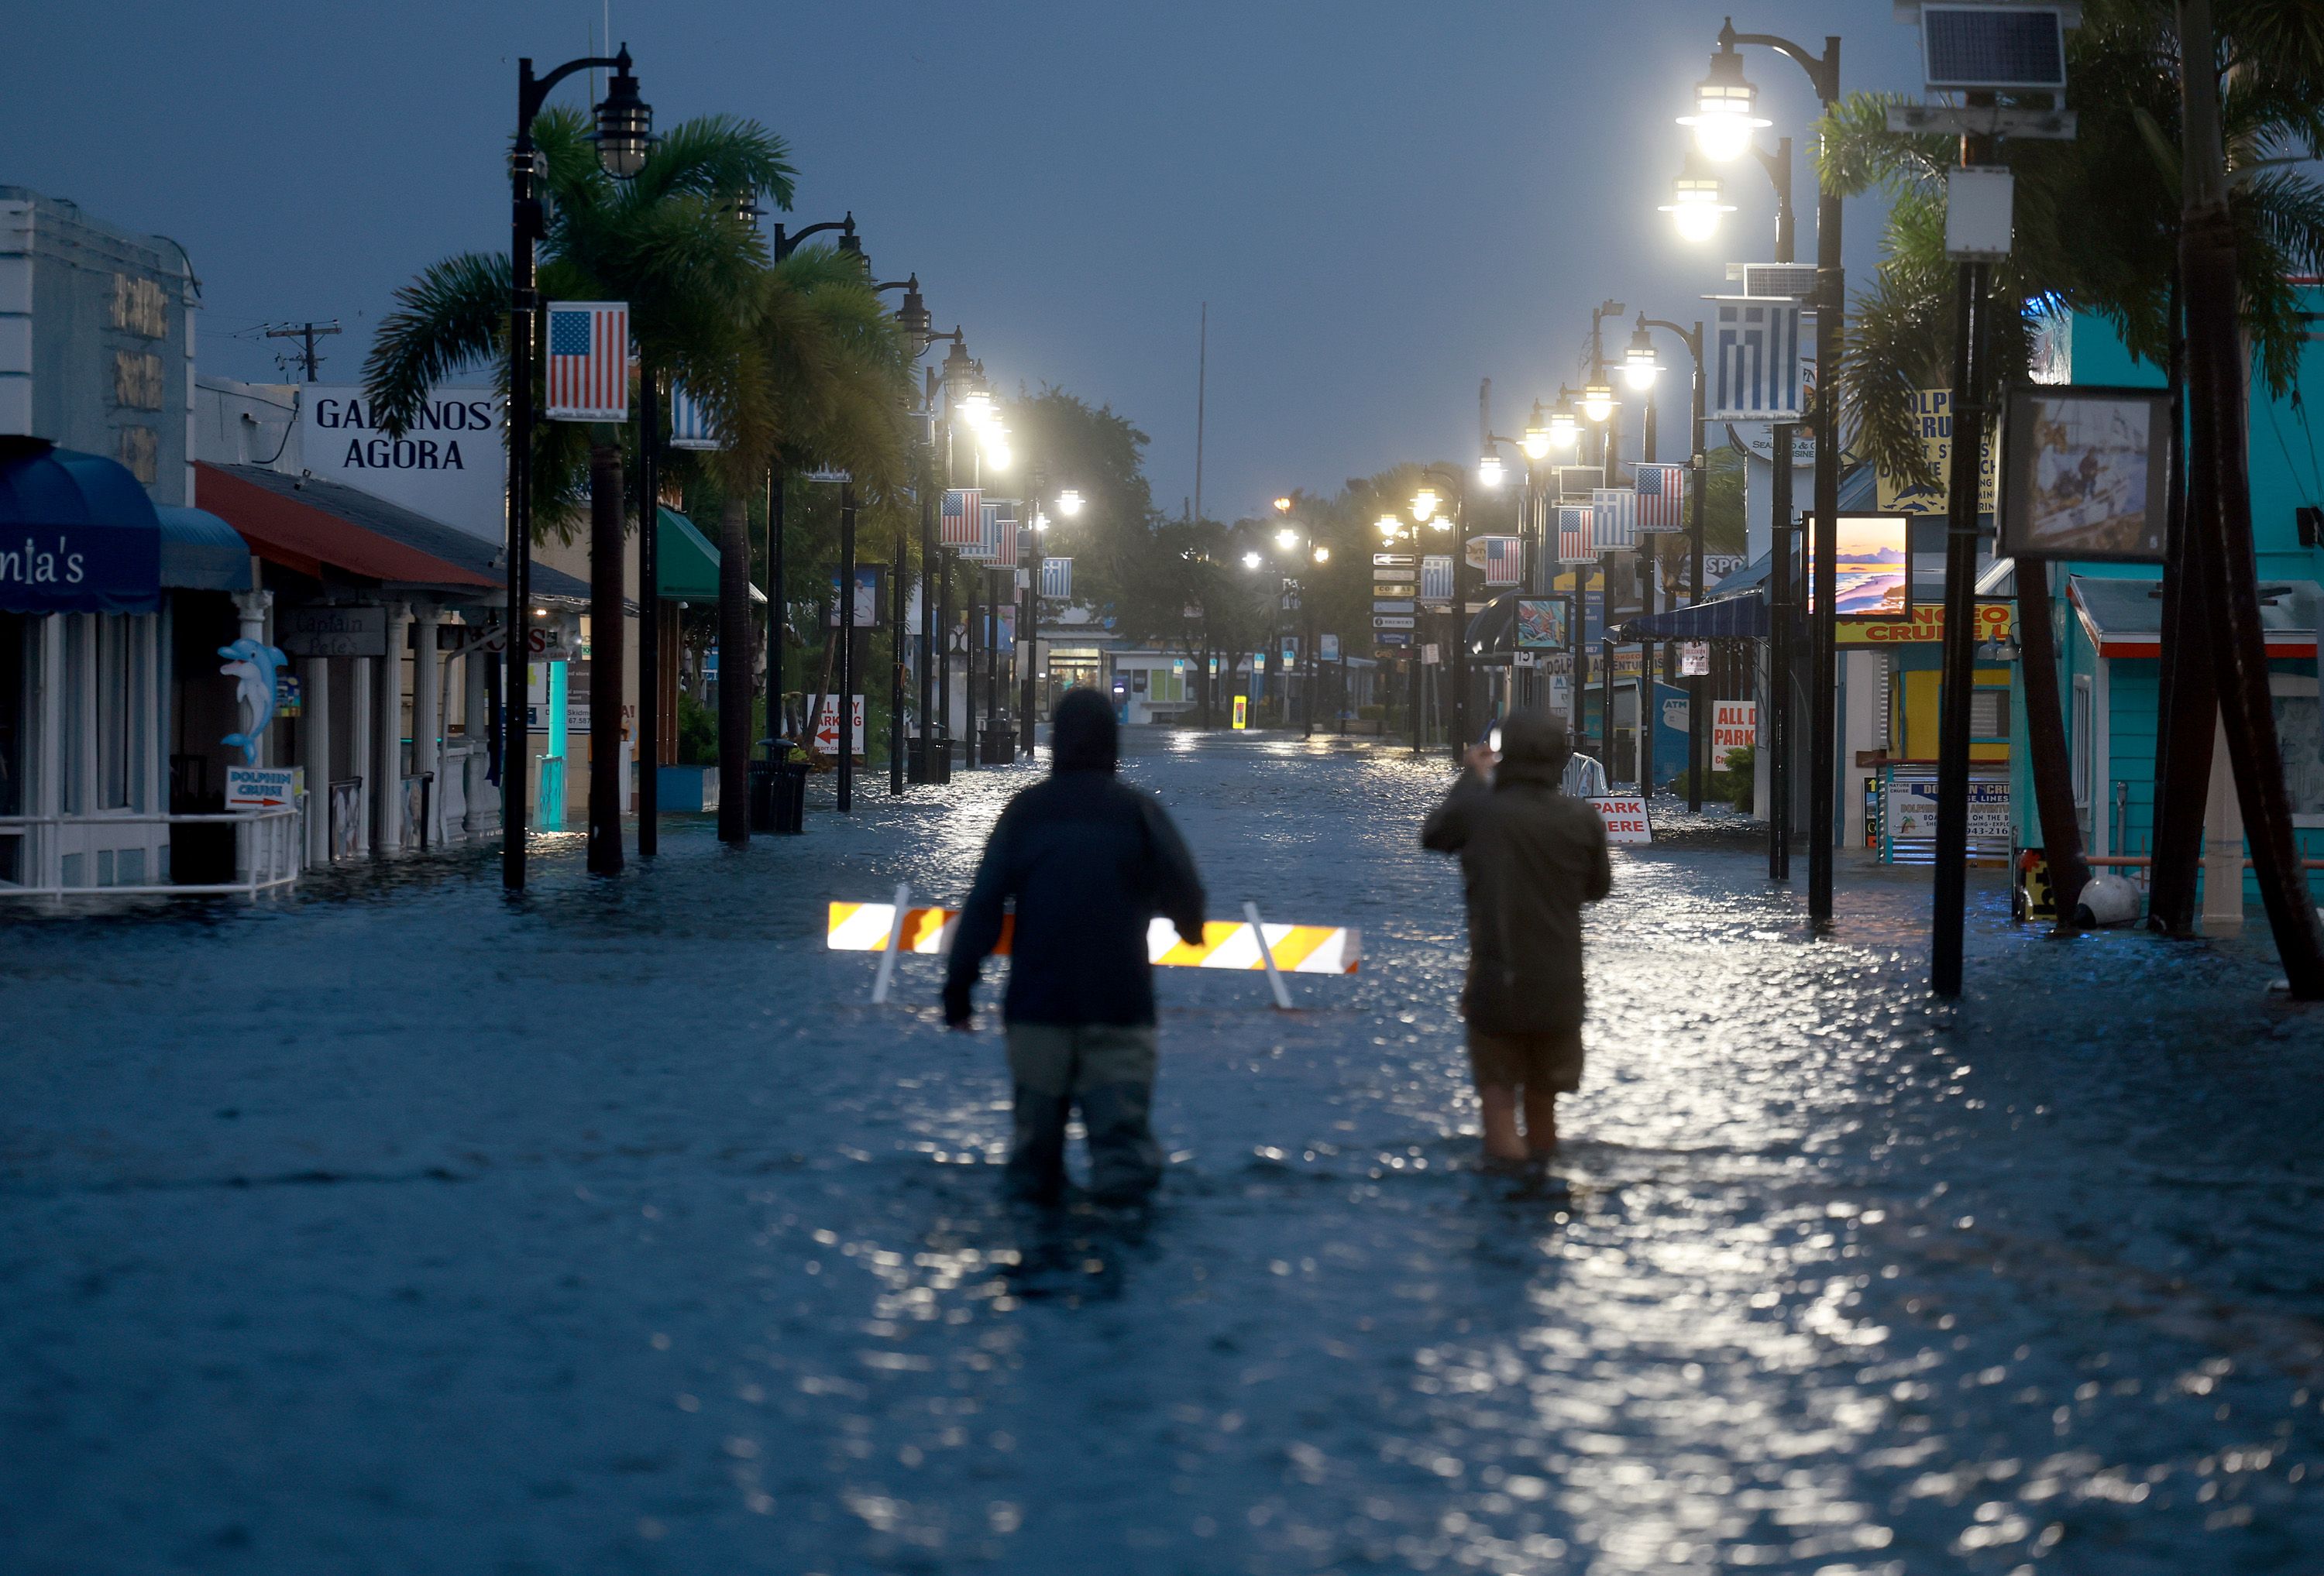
{"left": 1921, "top": 5, "right": 2067, "bottom": 90}
{"left": 1734, "top": 264, "right": 1818, "bottom": 300}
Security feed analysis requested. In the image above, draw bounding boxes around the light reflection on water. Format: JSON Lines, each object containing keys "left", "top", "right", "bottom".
{"left": 3, "top": 730, "right": 2322, "bottom": 1574}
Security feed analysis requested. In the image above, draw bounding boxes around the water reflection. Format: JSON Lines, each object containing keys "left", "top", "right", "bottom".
{"left": 3, "top": 736, "right": 2321, "bottom": 1573}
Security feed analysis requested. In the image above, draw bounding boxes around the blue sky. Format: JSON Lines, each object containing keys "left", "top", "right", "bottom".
{"left": 6, "top": 2, "right": 1920, "bottom": 521}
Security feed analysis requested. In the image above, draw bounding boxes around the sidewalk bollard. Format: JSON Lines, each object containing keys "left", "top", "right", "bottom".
{"left": 1243, "top": 900, "right": 1295, "bottom": 1011}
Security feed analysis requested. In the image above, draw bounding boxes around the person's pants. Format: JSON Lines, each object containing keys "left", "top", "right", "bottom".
{"left": 1003, "top": 1023, "right": 1162, "bottom": 1203}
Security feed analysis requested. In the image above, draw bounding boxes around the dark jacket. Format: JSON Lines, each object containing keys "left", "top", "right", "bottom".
{"left": 1421, "top": 715, "right": 1612, "bottom": 1035}
{"left": 945, "top": 693, "right": 1205, "bottom": 1027}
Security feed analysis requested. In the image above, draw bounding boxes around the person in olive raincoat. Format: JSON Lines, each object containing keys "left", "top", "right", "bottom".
{"left": 1422, "top": 710, "right": 1612, "bottom": 1163}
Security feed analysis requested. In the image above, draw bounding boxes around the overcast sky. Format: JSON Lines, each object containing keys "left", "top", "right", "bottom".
{"left": 7, "top": 2, "right": 1921, "bottom": 521}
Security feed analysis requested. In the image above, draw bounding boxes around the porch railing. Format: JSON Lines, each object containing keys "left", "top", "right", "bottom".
{"left": 0, "top": 802, "right": 304, "bottom": 899}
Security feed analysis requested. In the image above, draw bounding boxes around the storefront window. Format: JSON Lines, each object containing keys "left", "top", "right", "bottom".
{"left": 2271, "top": 674, "right": 2324, "bottom": 826}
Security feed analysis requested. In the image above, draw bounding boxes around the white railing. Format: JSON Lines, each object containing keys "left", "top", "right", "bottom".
{"left": 0, "top": 802, "right": 304, "bottom": 898}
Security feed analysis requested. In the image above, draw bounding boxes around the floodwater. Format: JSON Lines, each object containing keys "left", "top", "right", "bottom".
{"left": 4, "top": 731, "right": 2322, "bottom": 1575}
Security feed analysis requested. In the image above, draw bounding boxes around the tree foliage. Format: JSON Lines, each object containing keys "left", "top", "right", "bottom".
{"left": 1824, "top": 0, "right": 2324, "bottom": 488}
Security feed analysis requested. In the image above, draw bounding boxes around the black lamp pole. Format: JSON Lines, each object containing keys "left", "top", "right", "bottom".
{"left": 1717, "top": 18, "right": 1843, "bottom": 922}
{"left": 1638, "top": 317, "right": 1706, "bottom": 808}
{"left": 504, "top": 44, "right": 650, "bottom": 891}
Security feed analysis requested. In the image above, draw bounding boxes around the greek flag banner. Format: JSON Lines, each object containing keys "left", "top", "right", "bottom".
{"left": 1590, "top": 488, "right": 1638, "bottom": 552}
{"left": 1418, "top": 555, "right": 1454, "bottom": 603}
{"left": 1557, "top": 506, "right": 1595, "bottom": 565}
{"left": 1708, "top": 297, "right": 1803, "bottom": 421}
{"left": 667, "top": 381, "right": 722, "bottom": 451}
{"left": 1040, "top": 557, "right": 1073, "bottom": 599}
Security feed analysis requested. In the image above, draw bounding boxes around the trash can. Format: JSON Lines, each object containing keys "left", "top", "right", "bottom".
{"left": 770, "top": 761, "right": 809, "bottom": 834}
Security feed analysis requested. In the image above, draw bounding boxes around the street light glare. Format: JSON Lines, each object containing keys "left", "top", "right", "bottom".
{"left": 1411, "top": 488, "right": 1439, "bottom": 523}
{"left": 1581, "top": 383, "right": 1616, "bottom": 424}
{"left": 1477, "top": 453, "right": 1505, "bottom": 487}
{"left": 1243, "top": 551, "right": 1263, "bottom": 570}
{"left": 1276, "top": 527, "right": 1298, "bottom": 551}
{"left": 1678, "top": 40, "right": 1768, "bottom": 163}
{"left": 1377, "top": 514, "right": 1401, "bottom": 540}
{"left": 1313, "top": 546, "right": 1329, "bottom": 564}
{"left": 1057, "top": 488, "right": 1084, "bottom": 516}
{"left": 1273, "top": 496, "right": 1294, "bottom": 514}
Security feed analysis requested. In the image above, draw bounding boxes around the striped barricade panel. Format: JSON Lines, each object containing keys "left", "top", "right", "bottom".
{"left": 827, "top": 904, "right": 1358, "bottom": 974}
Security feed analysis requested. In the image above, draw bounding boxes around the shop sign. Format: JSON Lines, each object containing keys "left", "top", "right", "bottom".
{"left": 1835, "top": 603, "right": 2013, "bottom": 645}
{"left": 0, "top": 522, "right": 160, "bottom": 615}
{"left": 1588, "top": 795, "right": 1654, "bottom": 843}
{"left": 278, "top": 605, "right": 387, "bottom": 658}
{"left": 274, "top": 673, "right": 303, "bottom": 717}
{"left": 438, "top": 623, "right": 571, "bottom": 659}
{"left": 299, "top": 384, "right": 506, "bottom": 540}
{"left": 1889, "top": 778, "right": 2011, "bottom": 842}
{"left": 225, "top": 765, "right": 297, "bottom": 809}
{"left": 1713, "top": 700, "right": 1758, "bottom": 750}
{"left": 1679, "top": 641, "right": 1710, "bottom": 676}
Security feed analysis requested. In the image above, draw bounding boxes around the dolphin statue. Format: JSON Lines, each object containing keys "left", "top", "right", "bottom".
{"left": 218, "top": 637, "right": 290, "bottom": 764}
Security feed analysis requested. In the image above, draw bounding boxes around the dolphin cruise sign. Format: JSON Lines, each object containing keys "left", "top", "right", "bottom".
{"left": 0, "top": 442, "right": 163, "bottom": 613}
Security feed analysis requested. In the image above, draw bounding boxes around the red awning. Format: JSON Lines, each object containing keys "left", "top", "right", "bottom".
{"left": 194, "top": 462, "right": 497, "bottom": 589}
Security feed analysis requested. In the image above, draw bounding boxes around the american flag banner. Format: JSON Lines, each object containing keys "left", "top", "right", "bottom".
{"left": 1040, "top": 557, "right": 1074, "bottom": 600}
{"left": 1633, "top": 462, "right": 1687, "bottom": 530}
{"left": 940, "top": 488, "right": 983, "bottom": 548}
{"left": 1590, "top": 488, "right": 1638, "bottom": 552}
{"left": 987, "top": 500, "right": 1020, "bottom": 570}
{"left": 545, "top": 302, "right": 629, "bottom": 422}
{"left": 1557, "top": 506, "right": 1594, "bottom": 565}
{"left": 667, "top": 381, "right": 722, "bottom": 450}
{"left": 1476, "top": 535, "right": 1522, "bottom": 587}
{"left": 1709, "top": 297, "right": 1803, "bottom": 421}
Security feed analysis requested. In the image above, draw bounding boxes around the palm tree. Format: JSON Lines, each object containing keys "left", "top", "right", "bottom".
{"left": 706, "top": 245, "right": 913, "bottom": 837}
{"left": 365, "top": 108, "right": 792, "bottom": 871}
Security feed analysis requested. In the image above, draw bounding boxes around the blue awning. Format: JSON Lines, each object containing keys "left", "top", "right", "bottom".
{"left": 1613, "top": 591, "right": 1769, "bottom": 640}
{"left": 0, "top": 441, "right": 162, "bottom": 613}
{"left": 157, "top": 506, "right": 253, "bottom": 591}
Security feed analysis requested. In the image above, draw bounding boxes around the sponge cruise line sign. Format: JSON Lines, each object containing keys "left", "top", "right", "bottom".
{"left": 298, "top": 384, "right": 506, "bottom": 541}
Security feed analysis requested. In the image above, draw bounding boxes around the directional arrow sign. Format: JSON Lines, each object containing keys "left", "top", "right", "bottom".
{"left": 1373, "top": 553, "right": 1415, "bottom": 567}
{"left": 226, "top": 766, "right": 297, "bottom": 810}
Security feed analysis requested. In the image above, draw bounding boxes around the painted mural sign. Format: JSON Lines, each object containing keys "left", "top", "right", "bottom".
{"left": 1875, "top": 389, "right": 1998, "bottom": 516}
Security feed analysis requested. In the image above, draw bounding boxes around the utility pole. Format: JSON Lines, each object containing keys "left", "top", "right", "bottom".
{"left": 264, "top": 320, "right": 341, "bottom": 381}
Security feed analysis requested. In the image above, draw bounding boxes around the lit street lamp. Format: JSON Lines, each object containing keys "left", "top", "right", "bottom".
{"left": 504, "top": 43, "right": 652, "bottom": 890}
{"left": 1683, "top": 14, "right": 1845, "bottom": 926}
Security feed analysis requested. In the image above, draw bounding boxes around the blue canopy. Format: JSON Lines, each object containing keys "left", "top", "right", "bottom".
{"left": 0, "top": 441, "right": 163, "bottom": 613}
{"left": 1613, "top": 591, "right": 1769, "bottom": 640}
{"left": 156, "top": 506, "right": 253, "bottom": 591}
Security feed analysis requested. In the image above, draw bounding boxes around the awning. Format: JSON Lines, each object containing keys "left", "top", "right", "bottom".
{"left": 157, "top": 506, "right": 253, "bottom": 591}
{"left": 655, "top": 506, "right": 764, "bottom": 603}
{"left": 0, "top": 440, "right": 161, "bottom": 613}
{"left": 196, "top": 462, "right": 586, "bottom": 603}
{"left": 1614, "top": 592, "right": 1769, "bottom": 641}
{"left": 2069, "top": 572, "right": 2322, "bottom": 659}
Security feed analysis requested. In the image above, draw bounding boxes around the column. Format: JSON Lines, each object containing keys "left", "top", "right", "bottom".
{"left": 411, "top": 603, "right": 442, "bottom": 846}
{"left": 463, "top": 630, "right": 493, "bottom": 836}
{"left": 376, "top": 602, "right": 410, "bottom": 853}
{"left": 301, "top": 655, "right": 331, "bottom": 864}
{"left": 349, "top": 655, "right": 373, "bottom": 856}
{"left": 231, "top": 589, "right": 275, "bottom": 767}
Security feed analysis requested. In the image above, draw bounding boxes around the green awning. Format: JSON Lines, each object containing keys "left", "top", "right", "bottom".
{"left": 655, "top": 506, "right": 764, "bottom": 603}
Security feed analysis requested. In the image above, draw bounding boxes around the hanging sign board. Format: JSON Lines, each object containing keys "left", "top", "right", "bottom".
{"left": 1707, "top": 297, "right": 1804, "bottom": 421}
{"left": 278, "top": 605, "right": 387, "bottom": 658}
{"left": 544, "top": 303, "right": 629, "bottom": 423}
{"left": 1999, "top": 384, "right": 2171, "bottom": 562}
{"left": 1876, "top": 389, "right": 1998, "bottom": 516}
{"left": 299, "top": 384, "right": 507, "bottom": 539}
{"left": 1713, "top": 699, "right": 1758, "bottom": 750}
{"left": 1419, "top": 556, "right": 1454, "bottom": 603}
{"left": 810, "top": 694, "right": 867, "bottom": 754}
{"left": 1679, "top": 641, "right": 1710, "bottom": 677}
{"left": 1587, "top": 795, "right": 1653, "bottom": 843}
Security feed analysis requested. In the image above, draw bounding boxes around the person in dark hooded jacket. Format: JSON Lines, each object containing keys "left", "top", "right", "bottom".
{"left": 1422, "top": 711, "right": 1612, "bottom": 1163}
{"left": 945, "top": 688, "right": 1206, "bottom": 1203}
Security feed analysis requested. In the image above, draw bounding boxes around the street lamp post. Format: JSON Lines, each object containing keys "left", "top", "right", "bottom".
{"left": 1684, "top": 17, "right": 1844, "bottom": 922}
{"left": 1267, "top": 499, "right": 1328, "bottom": 738}
{"left": 1635, "top": 317, "right": 1708, "bottom": 809}
{"left": 504, "top": 44, "right": 652, "bottom": 891}
{"left": 1412, "top": 466, "right": 1471, "bottom": 756}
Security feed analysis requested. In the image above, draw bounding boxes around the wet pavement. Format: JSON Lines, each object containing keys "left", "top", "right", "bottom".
{"left": 5, "top": 730, "right": 2323, "bottom": 1575}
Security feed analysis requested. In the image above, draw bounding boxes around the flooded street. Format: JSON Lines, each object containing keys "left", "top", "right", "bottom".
{"left": 6, "top": 731, "right": 2322, "bottom": 1574}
